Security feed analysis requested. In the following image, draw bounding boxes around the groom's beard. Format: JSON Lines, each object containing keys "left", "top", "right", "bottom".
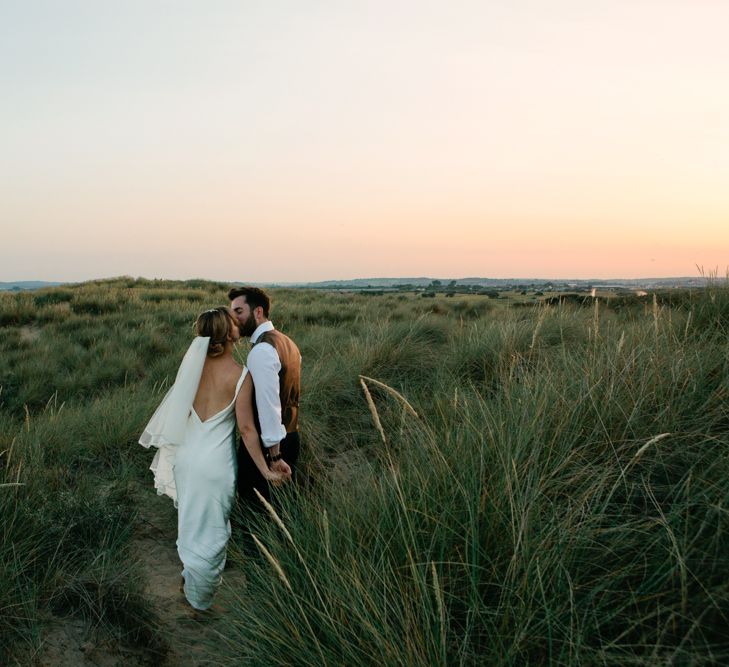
{"left": 239, "top": 313, "right": 257, "bottom": 337}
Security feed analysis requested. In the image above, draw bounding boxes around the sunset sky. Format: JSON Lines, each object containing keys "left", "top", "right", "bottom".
{"left": 2, "top": 1, "right": 728, "bottom": 282}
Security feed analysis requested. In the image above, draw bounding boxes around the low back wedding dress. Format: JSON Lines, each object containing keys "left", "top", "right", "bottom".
{"left": 140, "top": 337, "right": 246, "bottom": 610}
{"left": 174, "top": 368, "right": 246, "bottom": 609}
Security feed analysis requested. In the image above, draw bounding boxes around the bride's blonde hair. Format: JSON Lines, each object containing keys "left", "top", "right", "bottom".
{"left": 194, "top": 307, "right": 235, "bottom": 358}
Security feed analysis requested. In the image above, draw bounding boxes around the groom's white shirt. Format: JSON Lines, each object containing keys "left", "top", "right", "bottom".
{"left": 247, "top": 321, "right": 287, "bottom": 448}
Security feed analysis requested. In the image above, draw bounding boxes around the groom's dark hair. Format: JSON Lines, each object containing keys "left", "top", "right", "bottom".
{"left": 228, "top": 286, "right": 271, "bottom": 318}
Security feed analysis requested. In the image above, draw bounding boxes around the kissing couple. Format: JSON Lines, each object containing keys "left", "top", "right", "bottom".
{"left": 139, "top": 286, "right": 302, "bottom": 612}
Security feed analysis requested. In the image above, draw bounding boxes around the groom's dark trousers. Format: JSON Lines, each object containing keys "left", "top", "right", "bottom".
{"left": 236, "top": 431, "right": 300, "bottom": 507}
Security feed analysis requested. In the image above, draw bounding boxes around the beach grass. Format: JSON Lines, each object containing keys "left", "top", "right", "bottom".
{"left": 0, "top": 278, "right": 727, "bottom": 664}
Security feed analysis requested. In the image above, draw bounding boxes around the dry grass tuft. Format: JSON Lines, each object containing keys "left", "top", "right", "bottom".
{"left": 251, "top": 534, "right": 292, "bottom": 591}
{"left": 360, "top": 377, "right": 387, "bottom": 444}
{"left": 359, "top": 374, "right": 419, "bottom": 419}
{"left": 253, "top": 488, "right": 295, "bottom": 546}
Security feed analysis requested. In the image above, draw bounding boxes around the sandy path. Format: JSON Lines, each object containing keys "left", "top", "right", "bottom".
{"left": 35, "top": 486, "right": 246, "bottom": 666}
{"left": 133, "top": 488, "right": 246, "bottom": 666}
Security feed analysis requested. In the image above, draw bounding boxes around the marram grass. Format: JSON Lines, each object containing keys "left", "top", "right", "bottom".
{"left": 1, "top": 278, "right": 728, "bottom": 665}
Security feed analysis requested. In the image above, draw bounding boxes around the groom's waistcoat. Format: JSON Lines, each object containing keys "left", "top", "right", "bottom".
{"left": 252, "top": 330, "right": 301, "bottom": 434}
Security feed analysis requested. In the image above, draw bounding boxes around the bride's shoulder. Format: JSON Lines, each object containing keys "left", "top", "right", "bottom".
{"left": 226, "top": 360, "right": 246, "bottom": 381}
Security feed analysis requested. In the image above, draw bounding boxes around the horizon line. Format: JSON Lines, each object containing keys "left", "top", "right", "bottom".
{"left": 1, "top": 274, "right": 719, "bottom": 286}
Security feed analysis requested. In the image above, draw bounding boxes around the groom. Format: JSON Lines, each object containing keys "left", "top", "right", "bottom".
{"left": 228, "top": 286, "right": 301, "bottom": 505}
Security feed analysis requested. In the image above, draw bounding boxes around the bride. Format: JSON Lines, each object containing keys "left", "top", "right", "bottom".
{"left": 139, "top": 307, "right": 290, "bottom": 611}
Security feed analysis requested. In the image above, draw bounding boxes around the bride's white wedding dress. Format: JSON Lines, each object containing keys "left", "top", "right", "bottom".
{"left": 140, "top": 337, "right": 246, "bottom": 610}
{"left": 174, "top": 369, "right": 246, "bottom": 609}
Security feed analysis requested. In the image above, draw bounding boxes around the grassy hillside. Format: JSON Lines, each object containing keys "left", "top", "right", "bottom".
{"left": 1, "top": 278, "right": 727, "bottom": 665}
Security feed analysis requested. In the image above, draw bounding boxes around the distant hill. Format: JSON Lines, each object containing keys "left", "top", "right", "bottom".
{"left": 281, "top": 276, "right": 709, "bottom": 290}
{"left": 298, "top": 277, "right": 434, "bottom": 288}
{"left": 0, "top": 276, "right": 711, "bottom": 292}
{"left": 0, "top": 281, "right": 66, "bottom": 291}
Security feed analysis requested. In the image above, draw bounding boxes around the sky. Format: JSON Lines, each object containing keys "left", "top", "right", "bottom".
{"left": 1, "top": 0, "right": 728, "bottom": 282}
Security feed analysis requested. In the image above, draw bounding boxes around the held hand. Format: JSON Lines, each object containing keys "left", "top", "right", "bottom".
{"left": 265, "top": 469, "right": 289, "bottom": 486}
{"left": 270, "top": 459, "right": 292, "bottom": 477}
{"left": 265, "top": 460, "right": 292, "bottom": 486}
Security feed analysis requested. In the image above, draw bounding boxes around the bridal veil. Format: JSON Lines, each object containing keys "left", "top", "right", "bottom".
{"left": 139, "top": 336, "right": 209, "bottom": 505}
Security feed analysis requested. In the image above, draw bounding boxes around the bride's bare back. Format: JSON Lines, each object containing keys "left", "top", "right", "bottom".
{"left": 192, "top": 356, "right": 243, "bottom": 421}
